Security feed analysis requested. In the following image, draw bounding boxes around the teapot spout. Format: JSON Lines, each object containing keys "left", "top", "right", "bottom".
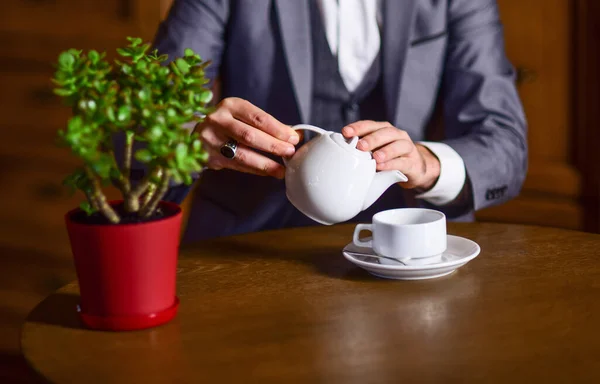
{"left": 362, "top": 170, "right": 408, "bottom": 210}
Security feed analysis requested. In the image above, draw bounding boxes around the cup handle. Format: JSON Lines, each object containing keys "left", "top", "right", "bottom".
{"left": 353, "top": 224, "right": 373, "bottom": 248}
{"left": 282, "top": 124, "right": 327, "bottom": 166}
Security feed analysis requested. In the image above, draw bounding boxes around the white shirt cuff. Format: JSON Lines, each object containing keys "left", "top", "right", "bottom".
{"left": 415, "top": 141, "right": 466, "bottom": 206}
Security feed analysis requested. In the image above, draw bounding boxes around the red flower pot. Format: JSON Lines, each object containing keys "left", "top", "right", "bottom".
{"left": 65, "top": 201, "right": 182, "bottom": 331}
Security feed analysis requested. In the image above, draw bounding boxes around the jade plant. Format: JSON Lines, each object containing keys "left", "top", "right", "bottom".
{"left": 52, "top": 37, "right": 213, "bottom": 224}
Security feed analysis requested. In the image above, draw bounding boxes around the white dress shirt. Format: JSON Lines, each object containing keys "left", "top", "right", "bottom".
{"left": 318, "top": 0, "right": 466, "bottom": 205}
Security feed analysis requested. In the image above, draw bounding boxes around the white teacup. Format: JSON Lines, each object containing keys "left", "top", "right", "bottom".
{"left": 352, "top": 208, "right": 447, "bottom": 266}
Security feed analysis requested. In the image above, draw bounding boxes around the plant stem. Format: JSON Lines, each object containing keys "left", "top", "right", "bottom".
{"left": 84, "top": 191, "right": 100, "bottom": 211}
{"left": 141, "top": 179, "right": 158, "bottom": 208}
{"left": 113, "top": 170, "right": 130, "bottom": 194}
{"left": 111, "top": 163, "right": 136, "bottom": 212}
{"left": 124, "top": 191, "right": 139, "bottom": 212}
{"left": 85, "top": 166, "right": 120, "bottom": 223}
{"left": 138, "top": 168, "right": 163, "bottom": 213}
{"left": 140, "top": 170, "right": 170, "bottom": 218}
{"left": 130, "top": 169, "right": 155, "bottom": 199}
{"left": 122, "top": 168, "right": 139, "bottom": 212}
{"left": 123, "top": 131, "right": 134, "bottom": 182}
{"left": 120, "top": 132, "right": 140, "bottom": 213}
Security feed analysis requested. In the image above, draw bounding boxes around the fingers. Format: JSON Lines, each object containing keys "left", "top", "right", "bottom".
{"left": 193, "top": 97, "right": 297, "bottom": 179}
{"left": 356, "top": 126, "right": 408, "bottom": 152}
{"left": 196, "top": 123, "right": 228, "bottom": 148}
{"left": 376, "top": 156, "right": 414, "bottom": 172}
{"left": 338, "top": 120, "right": 438, "bottom": 190}
{"left": 201, "top": 98, "right": 298, "bottom": 157}
{"left": 372, "top": 139, "right": 414, "bottom": 163}
{"left": 206, "top": 145, "right": 286, "bottom": 179}
{"left": 198, "top": 121, "right": 286, "bottom": 179}
{"left": 342, "top": 120, "right": 388, "bottom": 137}
{"left": 224, "top": 118, "right": 296, "bottom": 157}
{"left": 224, "top": 98, "right": 300, "bottom": 144}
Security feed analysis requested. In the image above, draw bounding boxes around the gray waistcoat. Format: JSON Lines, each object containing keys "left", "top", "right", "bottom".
{"left": 278, "top": 1, "right": 408, "bottom": 227}
{"left": 308, "top": 0, "right": 386, "bottom": 133}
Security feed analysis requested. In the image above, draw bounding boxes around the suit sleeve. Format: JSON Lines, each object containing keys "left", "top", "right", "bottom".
{"left": 152, "top": 0, "right": 230, "bottom": 81}
{"left": 114, "top": 0, "right": 230, "bottom": 204}
{"left": 438, "top": 0, "right": 528, "bottom": 211}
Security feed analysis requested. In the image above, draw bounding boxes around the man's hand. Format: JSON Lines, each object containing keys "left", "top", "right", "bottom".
{"left": 342, "top": 120, "right": 440, "bottom": 190}
{"left": 195, "top": 97, "right": 300, "bottom": 179}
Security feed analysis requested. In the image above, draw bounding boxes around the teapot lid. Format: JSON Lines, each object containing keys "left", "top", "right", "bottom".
{"left": 330, "top": 132, "right": 373, "bottom": 160}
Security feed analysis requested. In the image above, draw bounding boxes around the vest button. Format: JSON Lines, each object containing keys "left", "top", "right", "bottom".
{"left": 343, "top": 102, "right": 360, "bottom": 124}
{"left": 347, "top": 103, "right": 359, "bottom": 112}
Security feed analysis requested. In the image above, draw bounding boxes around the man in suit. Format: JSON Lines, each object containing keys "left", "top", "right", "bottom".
{"left": 154, "top": 0, "right": 528, "bottom": 242}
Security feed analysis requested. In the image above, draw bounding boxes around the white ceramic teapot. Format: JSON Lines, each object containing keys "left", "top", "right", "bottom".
{"left": 283, "top": 124, "right": 408, "bottom": 225}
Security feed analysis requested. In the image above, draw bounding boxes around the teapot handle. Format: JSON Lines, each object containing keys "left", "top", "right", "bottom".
{"left": 290, "top": 124, "right": 328, "bottom": 136}
{"left": 282, "top": 124, "right": 327, "bottom": 166}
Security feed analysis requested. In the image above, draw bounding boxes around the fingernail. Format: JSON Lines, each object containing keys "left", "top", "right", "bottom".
{"left": 357, "top": 140, "right": 367, "bottom": 150}
{"left": 374, "top": 151, "right": 384, "bottom": 162}
{"left": 285, "top": 146, "right": 295, "bottom": 156}
{"left": 288, "top": 134, "right": 300, "bottom": 145}
{"left": 343, "top": 127, "right": 354, "bottom": 136}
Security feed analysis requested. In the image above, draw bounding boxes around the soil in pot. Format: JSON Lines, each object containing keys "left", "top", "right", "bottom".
{"left": 69, "top": 201, "right": 179, "bottom": 225}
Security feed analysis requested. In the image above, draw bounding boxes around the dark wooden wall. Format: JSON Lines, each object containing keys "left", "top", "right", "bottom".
{"left": 476, "top": 0, "right": 590, "bottom": 231}
{"left": 575, "top": 0, "right": 600, "bottom": 233}
{"left": 0, "top": 1, "right": 170, "bottom": 381}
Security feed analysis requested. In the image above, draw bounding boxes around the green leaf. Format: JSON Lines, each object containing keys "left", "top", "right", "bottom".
{"left": 92, "top": 161, "right": 111, "bottom": 179}
{"left": 198, "top": 151, "right": 209, "bottom": 163}
{"left": 138, "top": 88, "right": 150, "bottom": 102}
{"left": 192, "top": 139, "right": 202, "bottom": 152}
{"left": 120, "top": 63, "right": 132, "bottom": 75}
{"left": 106, "top": 106, "right": 116, "bottom": 122}
{"left": 175, "top": 143, "right": 187, "bottom": 166}
{"left": 197, "top": 90, "right": 213, "bottom": 104}
{"left": 58, "top": 52, "right": 75, "bottom": 69}
{"left": 80, "top": 201, "right": 96, "bottom": 215}
{"left": 166, "top": 108, "right": 177, "bottom": 118}
{"left": 175, "top": 58, "right": 191, "bottom": 75}
{"left": 62, "top": 171, "right": 83, "bottom": 195}
{"left": 148, "top": 126, "right": 162, "bottom": 140}
{"left": 184, "top": 48, "right": 196, "bottom": 57}
{"left": 135, "top": 60, "right": 148, "bottom": 71}
{"left": 127, "top": 36, "right": 143, "bottom": 46}
{"left": 158, "top": 67, "right": 170, "bottom": 76}
{"left": 182, "top": 173, "right": 193, "bottom": 185}
{"left": 67, "top": 116, "right": 83, "bottom": 131}
{"left": 93, "top": 80, "right": 106, "bottom": 92}
{"left": 109, "top": 167, "right": 121, "bottom": 181}
{"left": 117, "top": 105, "right": 131, "bottom": 122}
{"left": 67, "top": 49, "right": 83, "bottom": 57}
{"left": 116, "top": 47, "right": 132, "bottom": 57}
{"left": 88, "top": 50, "right": 100, "bottom": 64}
{"left": 135, "top": 149, "right": 153, "bottom": 163}
{"left": 53, "top": 88, "right": 74, "bottom": 97}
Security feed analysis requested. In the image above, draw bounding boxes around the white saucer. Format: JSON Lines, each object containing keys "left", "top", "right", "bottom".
{"left": 342, "top": 235, "right": 480, "bottom": 280}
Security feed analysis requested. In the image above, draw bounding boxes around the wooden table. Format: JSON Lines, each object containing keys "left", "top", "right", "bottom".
{"left": 21, "top": 223, "right": 600, "bottom": 383}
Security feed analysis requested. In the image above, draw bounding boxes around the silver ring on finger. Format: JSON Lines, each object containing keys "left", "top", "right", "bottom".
{"left": 220, "top": 139, "right": 238, "bottom": 159}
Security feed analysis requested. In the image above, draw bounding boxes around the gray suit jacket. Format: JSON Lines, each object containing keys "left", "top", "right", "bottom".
{"left": 150, "top": 0, "right": 528, "bottom": 242}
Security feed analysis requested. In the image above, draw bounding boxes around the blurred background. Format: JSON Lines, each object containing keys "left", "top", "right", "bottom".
{"left": 0, "top": 0, "right": 599, "bottom": 382}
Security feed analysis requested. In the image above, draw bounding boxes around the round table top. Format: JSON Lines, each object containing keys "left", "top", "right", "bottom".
{"left": 21, "top": 223, "right": 600, "bottom": 383}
